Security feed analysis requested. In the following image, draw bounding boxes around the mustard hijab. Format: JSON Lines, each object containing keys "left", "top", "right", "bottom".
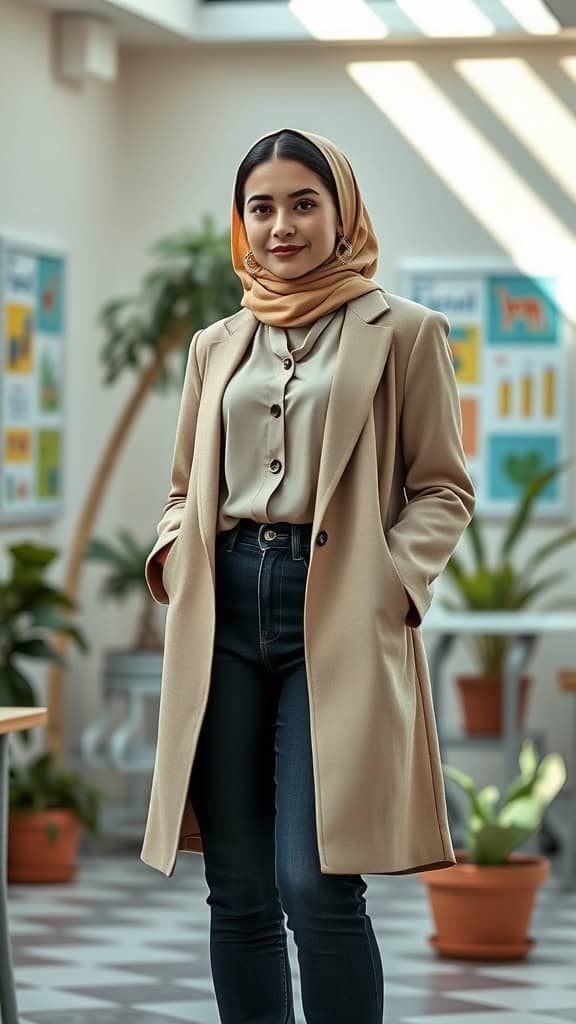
{"left": 231, "top": 129, "right": 383, "bottom": 327}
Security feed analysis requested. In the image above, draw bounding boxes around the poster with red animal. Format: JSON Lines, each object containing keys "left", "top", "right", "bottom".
{"left": 0, "top": 236, "right": 65, "bottom": 521}
{"left": 399, "top": 261, "right": 569, "bottom": 518}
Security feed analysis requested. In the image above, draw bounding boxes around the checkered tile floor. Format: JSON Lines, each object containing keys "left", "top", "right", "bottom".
{"left": 7, "top": 842, "right": 576, "bottom": 1024}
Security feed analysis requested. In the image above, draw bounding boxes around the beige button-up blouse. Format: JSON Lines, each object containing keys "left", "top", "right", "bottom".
{"left": 217, "top": 305, "right": 346, "bottom": 534}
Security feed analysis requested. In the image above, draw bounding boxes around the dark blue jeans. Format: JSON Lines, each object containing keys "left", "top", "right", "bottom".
{"left": 189, "top": 519, "right": 384, "bottom": 1024}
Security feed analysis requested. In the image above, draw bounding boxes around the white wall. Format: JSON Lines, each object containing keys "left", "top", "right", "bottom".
{"left": 0, "top": 0, "right": 127, "bottom": 763}
{"left": 1, "top": 0, "right": 575, "bottom": 799}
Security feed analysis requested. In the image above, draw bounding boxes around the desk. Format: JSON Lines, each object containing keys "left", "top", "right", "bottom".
{"left": 0, "top": 708, "right": 47, "bottom": 1024}
{"left": 422, "top": 612, "right": 576, "bottom": 886}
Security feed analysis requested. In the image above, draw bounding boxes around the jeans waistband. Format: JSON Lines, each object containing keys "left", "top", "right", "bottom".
{"left": 218, "top": 519, "right": 313, "bottom": 559}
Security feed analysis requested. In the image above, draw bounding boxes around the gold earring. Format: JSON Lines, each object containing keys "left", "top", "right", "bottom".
{"left": 243, "top": 250, "right": 261, "bottom": 276}
{"left": 335, "top": 236, "right": 353, "bottom": 264}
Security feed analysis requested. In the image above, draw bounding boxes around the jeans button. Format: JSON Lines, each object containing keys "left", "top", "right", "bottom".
{"left": 263, "top": 529, "right": 277, "bottom": 541}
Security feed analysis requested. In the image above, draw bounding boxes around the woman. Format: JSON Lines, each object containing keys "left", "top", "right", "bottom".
{"left": 142, "top": 129, "right": 476, "bottom": 1023}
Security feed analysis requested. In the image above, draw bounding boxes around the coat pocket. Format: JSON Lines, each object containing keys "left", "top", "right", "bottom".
{"left": 161, "top": 538, "right": 179, "bottom": 595}
{"left": 381, "top": 532, "right": 411, "bottom": 620}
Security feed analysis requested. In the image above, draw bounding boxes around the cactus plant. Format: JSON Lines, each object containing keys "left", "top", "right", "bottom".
{"left": 443, "top": 739, "right": 567, "bottom": 865}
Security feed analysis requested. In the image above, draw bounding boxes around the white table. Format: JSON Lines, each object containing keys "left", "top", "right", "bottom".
{"left": 422, "top": 612, "right": 576, "bottom": 885}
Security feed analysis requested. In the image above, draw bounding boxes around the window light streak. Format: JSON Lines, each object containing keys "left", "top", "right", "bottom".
{"left": 456, "top": 59, "right": 576, "bottom": 204}
{"left": 288, "top": 0, "right": 388, "bottom": 40}
{"left": 560, "top": 57, "right": 576, "bottom": 83}
{"left": 396, "top": 0, "right": 494, "bottom": 37}
{"left": 347, "top": 61, "right": 576, "bottom": 320}
{"left": 499, "top": 0, "right": 561, "bottom": 35}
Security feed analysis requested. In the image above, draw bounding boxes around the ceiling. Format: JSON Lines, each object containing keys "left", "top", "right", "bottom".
{"left": 24, "top": 1, "right": 576, "bottom": 46}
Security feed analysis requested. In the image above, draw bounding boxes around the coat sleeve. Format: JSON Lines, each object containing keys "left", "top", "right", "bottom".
{"left": 386, "top": 312, "right": 476, "bottom": 628}
{"left": 145, "top": 329, "right": 203, "bottom": 605}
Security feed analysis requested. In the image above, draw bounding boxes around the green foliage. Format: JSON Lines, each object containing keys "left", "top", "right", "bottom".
{"left": 0, "top": 543, "right": 89, "bottom": 743}
{"left": 84, "top": 529, "right": 155, "bottom": 600}
{"left": 9, "top": 751, "right": 102, "bottom": 836}
{"left": 98, "top": 216, "right": 242, "bottom": 387}
{"left": 443, "top": 739, "right": 566, "bottom": 865}
{"left": 442, "top": 459, "right": 576, "bottom": 673}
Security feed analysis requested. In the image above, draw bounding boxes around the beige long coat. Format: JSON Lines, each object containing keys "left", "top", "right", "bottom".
{"left": 141, "top": 289, "right": 476, "bottom": 878}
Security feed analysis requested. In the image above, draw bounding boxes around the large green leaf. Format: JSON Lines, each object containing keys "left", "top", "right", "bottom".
{"left": 12, "top": 638, "right": 67, "bottom": 666}
{"left": 0, "top": 663, "right": 36, "bottom": 706}
{"left": 500, "top": 459, "right": 575, "bottom": 560}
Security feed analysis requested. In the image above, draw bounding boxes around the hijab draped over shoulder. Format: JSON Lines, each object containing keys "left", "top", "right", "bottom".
{"left": 231, "top": 128, "right": 384, "bottom": 327}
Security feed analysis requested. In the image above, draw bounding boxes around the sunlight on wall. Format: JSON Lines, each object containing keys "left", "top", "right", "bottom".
{"left": 288, "top": 0, "right": 388, "bottom": 40}
{"left": 347, "top": 60, "right": 576, "bottom": 321}
{"left": 456, "top": 59, "right": 576, "bottom": 204}
{"left": 396, "top": 0, "right": 494, "bottom": 37}
{"left": 499, "top": 0, "right": 561, "bottom": 35}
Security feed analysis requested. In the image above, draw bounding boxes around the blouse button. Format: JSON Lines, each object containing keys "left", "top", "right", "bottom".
{"left": 270, "top": 404, "right": 281, "bottom": 417}
{"left": 270, "top": 459, "right": 282, "bottom": 474}
{"left": 283, "top": 358, "right": 292, "bottom": 370}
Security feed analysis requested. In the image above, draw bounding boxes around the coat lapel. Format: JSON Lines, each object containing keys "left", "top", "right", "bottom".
{"left": 311, "top": 290, "right": 392, "bottom": 537}
{"left": 196, "top": 290, "right": 393, "bottom": 567}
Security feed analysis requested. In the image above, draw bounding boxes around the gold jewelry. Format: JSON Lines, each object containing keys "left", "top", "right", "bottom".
{"left": 335, "top": 236, "right": 353, "bottom": 264}
{"left": 243, "top": 250, "right": 261, "bottom": 276}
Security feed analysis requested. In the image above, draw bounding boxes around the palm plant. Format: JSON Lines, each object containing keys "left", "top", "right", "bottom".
{"left": 0, "top": 542, "right": 89, "bottom": 745}
{"left": 46, "top": 217, "right": 242, "bottom": 758}
{"left": 441, "top": 458, "right": 576, "bottom": 674}
{"left": 84, "top": 530, "right": 161, "bottom": 649}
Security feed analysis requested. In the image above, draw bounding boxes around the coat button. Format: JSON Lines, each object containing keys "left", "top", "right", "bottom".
{"left": 270, "top": 459, "right": 282, "bottom": 473}
{"left": 270, "top": 404, "right": 281, "bottom": 417}
{"left": 316, "top": 531, "right": 328, "bottom": 545}
{"left": 283, "top": 358, "right": 292, "bottom": 370}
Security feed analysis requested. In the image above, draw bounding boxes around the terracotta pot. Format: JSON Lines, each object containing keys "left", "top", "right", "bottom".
{"left": 8, "top": 809, "right": 82, "bottom": 883}
{"left": 456, "top": 673, "right": 531, "bottom": 735}
{"left": 419, "top": 850, "right": 548, "bottom": 960}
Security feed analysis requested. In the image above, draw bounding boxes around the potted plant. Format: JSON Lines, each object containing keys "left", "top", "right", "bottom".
{"left": 419, "top": 739, "right": 566, "bottom": 960}
{"left": 85, "top": 528, "right": 161, "bottom": 650}
{"left": 8, "top": 752, "right": 102, "bottom": 882}
{"left": 442, "top": 459, "right": 576, "bottom": 734}
{"left": 80, "top": 530, "right": 165, "bottom": 790}
{"left": 0, "top": 541, "right": 99, "bottom": 881}
{"left": 47, "top": 217, "right": 241, "bottom": 759}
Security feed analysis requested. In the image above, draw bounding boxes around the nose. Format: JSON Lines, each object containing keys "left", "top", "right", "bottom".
{"left": 271, "top": 210, "right": 296, "bottom": 238}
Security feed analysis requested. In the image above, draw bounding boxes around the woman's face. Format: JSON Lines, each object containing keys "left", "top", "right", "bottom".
{"left": 243, "top": 158, "right": 342, "bottom": 279}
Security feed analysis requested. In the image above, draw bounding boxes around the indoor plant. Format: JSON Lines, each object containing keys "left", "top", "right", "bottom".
{"left": 0, "top": 541, "right": 88, "bottom": 736}
{"left": 8, "top": 752, "right": 102, "bottom": 882}
{"left": 442, "top": 459, "right": 576, "bottom": 734}
{"left": 84, "top": 528, "right": 161, "bottom": 650}
{"left": 419, "top": 739, "right": 566, "bottom": 960}
{"left": 1, "top": 541, "right": 100, "bottom": 881}
{"left": 46, "top": 217, "right": 241, "bottom": 759}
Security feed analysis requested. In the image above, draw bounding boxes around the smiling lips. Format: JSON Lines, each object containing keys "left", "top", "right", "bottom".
{"left": 270, "top": 245, "right": 305, "bottom": 258}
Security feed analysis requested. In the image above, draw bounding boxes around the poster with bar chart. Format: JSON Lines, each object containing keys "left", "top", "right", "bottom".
{"left": 0, "top": 234, "right": 66, "bottom": 521}
{"left": 398, "top": 262, "right": 569, "bottom": 518}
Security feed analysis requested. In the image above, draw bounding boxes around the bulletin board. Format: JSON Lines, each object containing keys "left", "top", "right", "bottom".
{"left": 0, "top": 234, "right": 66, "bottom": 522}
{"left": 398, "top": 261, "right": 570, "bottom": 519}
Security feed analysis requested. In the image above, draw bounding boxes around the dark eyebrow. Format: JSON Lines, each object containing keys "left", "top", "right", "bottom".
{"left": 246, "top": 188, "right": 320, "bottom": 204}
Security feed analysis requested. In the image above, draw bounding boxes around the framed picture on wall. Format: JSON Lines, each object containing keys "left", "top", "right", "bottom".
{"left": 0, "top": 233, "right": 67, "bottom": 522}
{"left": 398, "top": 259, "right": 571, "bottom": 519}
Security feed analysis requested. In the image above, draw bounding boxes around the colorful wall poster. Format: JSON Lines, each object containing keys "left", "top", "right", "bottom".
{"left": 0, "top": 236, "right": 66, "bottom": 520}
{"left": 398, "top": 262, "right": 569, "bottom": 518}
